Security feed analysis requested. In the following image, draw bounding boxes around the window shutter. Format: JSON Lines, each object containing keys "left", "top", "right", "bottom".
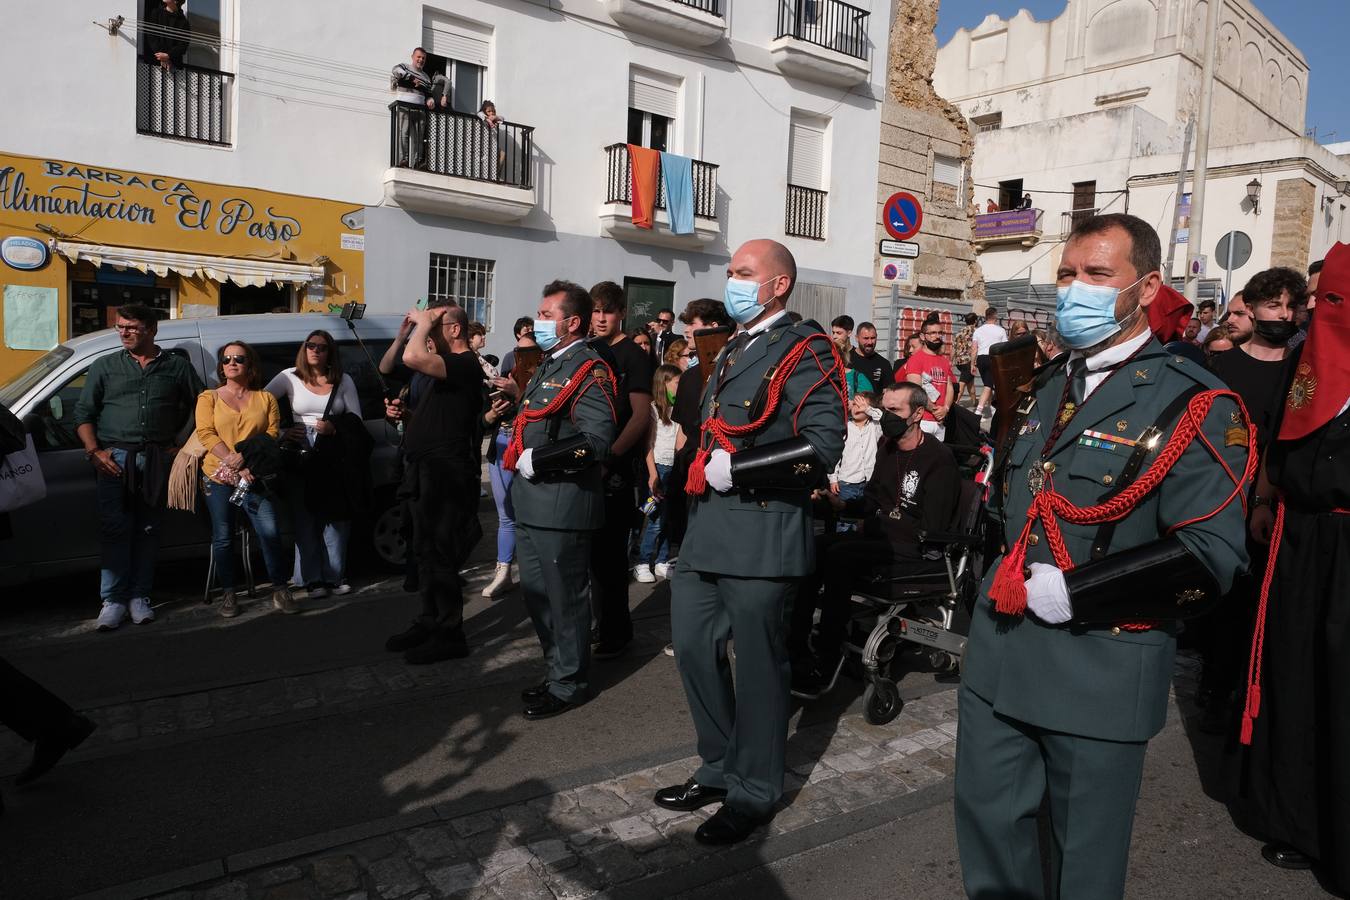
{"left": 932, "top": 154, "right": 962, "bottom": 187}
{"left": 628, "top": 72, "right": 679, "bottom": 120}
{"left": 423, "top": 18, "right": 490, "bottom": 66}
{"left": 788, "top": 119, "right": 826, "bottom": 189}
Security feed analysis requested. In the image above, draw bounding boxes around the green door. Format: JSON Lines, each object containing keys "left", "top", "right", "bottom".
{"left": 623, "top": 277, "right": 675, "bottom": 334}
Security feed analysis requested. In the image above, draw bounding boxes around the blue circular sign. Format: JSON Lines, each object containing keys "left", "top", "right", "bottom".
{"left": 1, "top": 236, "right": 49, "bottom": 271}
{"left": 883, "top": 263, "right": 898, "bottom": 280}
{"left": 883, "top": 192, "right": 924, "bottom": 241}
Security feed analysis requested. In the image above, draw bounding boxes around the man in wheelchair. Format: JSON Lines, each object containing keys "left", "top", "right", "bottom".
{"left": 790, "top": 381, "right": 961, "bottom": 698}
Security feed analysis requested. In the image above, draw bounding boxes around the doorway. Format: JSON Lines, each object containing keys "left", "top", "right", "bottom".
{"left": 220, "top": 282, "right": 292, "bottom": 316}
{"left": 623, "top": 277, "right": 675, "bottom": 334}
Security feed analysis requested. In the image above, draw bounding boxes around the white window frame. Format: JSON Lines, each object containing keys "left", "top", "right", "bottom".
{"left": 628, "top": 68, "right": 681, "bottom": 150}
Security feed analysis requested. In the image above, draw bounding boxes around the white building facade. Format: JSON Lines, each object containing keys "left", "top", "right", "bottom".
{"left": 1, "top": 0, "right": 893, "bottom": 358}
{"left": 934, "top": 0, "right": 1349, "bottom": 314}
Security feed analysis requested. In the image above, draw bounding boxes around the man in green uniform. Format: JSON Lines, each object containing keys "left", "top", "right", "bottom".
{"left": 955, "top": 214, "right": 1251, "bottom": 897}
{"left": 502, "top": 280, "right": 616, "bottom": 721}
{"left": 653, "top": 239, "right": 847, "bottom": 845}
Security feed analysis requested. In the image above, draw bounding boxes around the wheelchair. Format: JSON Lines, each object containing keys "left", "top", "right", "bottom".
{"left": 840, "top": 443, "right": 994, "bottom": 725}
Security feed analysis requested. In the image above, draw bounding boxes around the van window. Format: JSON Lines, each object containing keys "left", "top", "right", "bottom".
{"left": 0, "top": 346, "right": 74, "bottom": 409}
{"left": 31, "top": 368, "right": 90, "bottom": 451}
{"left": 252, "top": 340, "right": 393, "bottom": 420}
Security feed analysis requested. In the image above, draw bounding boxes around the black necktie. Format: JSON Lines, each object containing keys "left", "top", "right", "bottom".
{"left": 1068, "top": 356, "right": 1088, "bottom": 407}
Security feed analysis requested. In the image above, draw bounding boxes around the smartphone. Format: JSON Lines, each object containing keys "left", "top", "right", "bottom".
{"left": 488, "top": 389, "right": 506, "bottom": 403}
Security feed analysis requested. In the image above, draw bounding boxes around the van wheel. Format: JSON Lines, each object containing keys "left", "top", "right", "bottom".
{"left": 368, "top": 490, "right": 406, "bottom": 572}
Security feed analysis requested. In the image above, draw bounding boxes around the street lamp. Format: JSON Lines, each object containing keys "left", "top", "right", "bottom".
{"left": 1246, "top": 178, "right": 1262, "bottom": 215}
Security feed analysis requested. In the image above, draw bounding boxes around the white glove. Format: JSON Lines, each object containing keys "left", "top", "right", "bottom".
{"left": 517, "top": 448, "right": 536, "bottom": 480}
{"left": 1025, "top": 562, "right": 1073, "bottom": 624}
{"left": 705, "top": 448, "right": 733, "bottom": 493}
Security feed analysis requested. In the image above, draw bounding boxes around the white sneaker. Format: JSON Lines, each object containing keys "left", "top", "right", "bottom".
{"left": 129, "top": 597, "right": 155, "bottom": 625}
{"left": 482, "top": 562, "right": 513, "bottom": 599}
{"left": 654, "top": 561, "right": 674, "bottom": 579}
{"left": 633, "top": 564, "right": 656, "bottom": 584}
{"left": 96, "top": 601, "right": 127, "bottom": 632}
{"left": 331, "top": 583, "right": 352, "bottom": 596}
{"left": 663, "top": 642, "right": 676, "bottom": 657}
{"left": 308, "top": 585, "right": 330, "bottom": 599}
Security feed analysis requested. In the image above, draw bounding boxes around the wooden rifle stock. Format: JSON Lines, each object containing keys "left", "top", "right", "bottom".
{"left": 510, "top": 346, "right": 544, "bottom": 393}
{"left": 692, "top": 326, "right": 733, "bottom": 390}
{"left": 989, "top": 334, "right": 1040, "bottom": 449}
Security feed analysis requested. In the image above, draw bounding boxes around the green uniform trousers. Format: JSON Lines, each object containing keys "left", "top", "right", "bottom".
{"left": 954, "top": 683, "right": 1148, "bottom": 900}
{"left": 517, "top": 524, "right": 593, "bottom": 703}
{"left": 670, "top": 563, "right": 796, "bottom": 818}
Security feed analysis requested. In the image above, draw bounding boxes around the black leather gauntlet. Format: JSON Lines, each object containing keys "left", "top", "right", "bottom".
{"left": 728, "top": 435, "right": 823, "bottom": 492}
{"left": 531, "top": 434, "right": 598, "bottom": 476}
{"left": 1065, "top": 536, "right": 1222, "bottom": 625}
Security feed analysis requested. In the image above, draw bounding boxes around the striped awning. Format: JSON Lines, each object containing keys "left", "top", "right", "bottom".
{"left": 56, "top": 241, "right": 322, "bottom": 288}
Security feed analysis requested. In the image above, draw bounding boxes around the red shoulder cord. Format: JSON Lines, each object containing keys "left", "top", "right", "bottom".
{"left": 1240, "top": 501, "right": 1350, "bottom": 744}
{"left": 685, "top": 332, "right": 848, "bottom": 495}
{"left": 988, "top": 389, "right": 1258, "bottom": 631}
{"left": 500, "top": 358, "right": 617, "bottom": 472}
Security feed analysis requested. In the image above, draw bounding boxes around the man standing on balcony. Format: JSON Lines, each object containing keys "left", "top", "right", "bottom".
{"left": 144, "top": 0, "right": 189, "bottom": 70}
{"left": 391, "top": 47, "right": 436, "bottom": 170}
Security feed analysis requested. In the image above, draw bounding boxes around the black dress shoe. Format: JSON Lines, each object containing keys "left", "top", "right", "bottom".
{"left": 16, "top": 714, "right": 97, "bottom": 787}
{"left": 593, "top": 640, "right": 630, "bottom": 661}
{"left": 654, "top": 778, "right": 727, "bottom": 812}
{"left": 695, "top": 804, "right": 768, "bottom": 846}
{"left": 1261, "top": 843, "right": 1314, "bottom": 869}
{"left": 520, "top": 681, "right": 549, "bottom": 703}
{"left": 403, "top": 632, "right": 469, "bottom": 665}
{"left": 523, "top": 692, "right": 583, "bottom": 721}
{"left": 385, "top": 621, "right": 432, "bottom": 653}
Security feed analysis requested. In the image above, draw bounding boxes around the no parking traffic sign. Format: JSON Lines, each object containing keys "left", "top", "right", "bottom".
{"left": 883, "top": 191, "right": 923, "bottom": 241}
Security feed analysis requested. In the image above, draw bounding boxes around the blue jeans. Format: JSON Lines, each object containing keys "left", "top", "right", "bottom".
{"left": 201, "top": 476, "right": 289, "bottom": 589}
{"left": 637, "top": 463, "right": 673, "bottom": 566}
{"left": 837, "top": 481, "right": 867, "bottom": 502}
{"left": 96, "top": 448, "right": 163, "bottom": 604}
{"left": 489, "top": 431, "right": 516, "bottom": 564}
{"left": 290, "top": 494, "right": 350, "bottom": 587}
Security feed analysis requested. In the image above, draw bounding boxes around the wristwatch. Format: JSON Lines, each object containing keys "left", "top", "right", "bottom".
{"left": 1252, "top": 494, "right": 1272, "bottom": 508}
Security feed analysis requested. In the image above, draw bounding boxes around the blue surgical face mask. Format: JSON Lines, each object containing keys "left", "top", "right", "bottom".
{"left": 724, "top": 275, "right": 782, "bottom": 325}
{"left": 533, "top": 318, "right": 562, "bottom": 352}
{"left": 1055, "top": 275, "right": 1145, "bottom": 349}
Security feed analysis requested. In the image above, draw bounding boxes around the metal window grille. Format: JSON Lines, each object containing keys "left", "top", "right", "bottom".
{"left": 673, "top": 0, "right": 721, "bottom": 13}
{"left": 427, "top": 254, "right": 495, "bottom": 326}
{"left": 776, "top": 0, "right": 870, "bottom": 61}
{"left": 135, "top": 59, "right": 231, "bottom": 145}
{"left": 785, "top": 184, "right": 828, "bottom": 239}
{"left": 604, "top": 145, "right": 719, "bottom": 220}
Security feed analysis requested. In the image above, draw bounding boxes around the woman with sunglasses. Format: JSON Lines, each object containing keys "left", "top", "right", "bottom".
{"left": 196, "top": 342, "right": 295, "bottom": 617}
{"left": 266, "top": 331, "right": 361, "bottom": 598}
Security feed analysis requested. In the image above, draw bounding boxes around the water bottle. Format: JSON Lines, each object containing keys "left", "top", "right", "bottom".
{"left": 640, "top": 496, "right": 659, "bottom": 518}
{"left": 229, "top": 477, "right": 252, "bottom": 507}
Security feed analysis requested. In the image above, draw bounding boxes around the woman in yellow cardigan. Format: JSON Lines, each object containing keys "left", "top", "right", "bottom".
{"left": 195, "top": 342, "right": 296, "bottom": 618}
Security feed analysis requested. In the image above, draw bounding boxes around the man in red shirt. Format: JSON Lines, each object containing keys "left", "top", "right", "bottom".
{"left": 897, "top": 315, "right": 955, "bottom": 436}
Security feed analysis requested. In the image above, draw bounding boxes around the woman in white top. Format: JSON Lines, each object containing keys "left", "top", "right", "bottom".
{"left": 635, "top": 365, "right": 686, "bottom": 583}
{"left": 266, "top": 330, "right": 361, "bottom": 598}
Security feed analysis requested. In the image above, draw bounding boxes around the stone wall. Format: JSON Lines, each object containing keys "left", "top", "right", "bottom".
{"left": 1268, "top": 177, "right": 1315, "bottom": 272}
{"left": 874, "top": 0, "right": 984, "bottom": 315}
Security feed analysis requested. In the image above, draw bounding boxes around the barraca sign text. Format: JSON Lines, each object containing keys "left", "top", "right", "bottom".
{"left": 0, "top": 160, "right": 302, "bottom": 244}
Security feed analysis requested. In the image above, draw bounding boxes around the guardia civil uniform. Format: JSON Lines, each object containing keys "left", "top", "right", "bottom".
{"left": 955, "top": 330, "right": 1251, "bottom": 898}
{"left": 510, "top": 339, "right": 616, "bottom": 704}
{"left": 673, "top": 312, "right": 846, "bottom": 818}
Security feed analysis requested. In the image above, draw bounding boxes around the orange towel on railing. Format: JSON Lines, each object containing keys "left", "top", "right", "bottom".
{"left": 628, "top": 144, "right": 661, "bottom": 230}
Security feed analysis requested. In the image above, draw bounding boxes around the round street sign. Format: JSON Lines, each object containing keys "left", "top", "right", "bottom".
{"left": 883, "top": 263, "right": 898, "bottom": 280}
{"left": 883, "top": 191, "right": 923, "bottom": 241}
{"left": 1214, "top": 231, "right": 1252, "bottom": 271}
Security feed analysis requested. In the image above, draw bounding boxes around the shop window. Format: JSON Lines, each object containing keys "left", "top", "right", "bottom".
{"left": 70, "top": 281, "right": 172, "bottom": 338}
{"left": 428, "top": 254, "right": 495, "bottom": 327}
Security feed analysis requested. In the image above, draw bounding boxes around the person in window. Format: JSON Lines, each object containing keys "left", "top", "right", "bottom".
{"left": 266, "top": 331, "right": 361, "bottom": 599}
{"left": 75, "top": 304, "right": 203, "bottom": 633}
{"left": 144, "top": 0, "right": 189, "bottom": 70}
{"left": 1019, "top": 193, "right": 1034, "bottom": 210}
{"left": 196, "top": 342, "right": 294, "bottom": 617}
{"left": 391, "top": 47, "right": 435, "bottom": 169}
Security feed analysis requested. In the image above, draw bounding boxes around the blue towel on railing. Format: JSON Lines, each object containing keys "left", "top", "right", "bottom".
{"left": 660, "top": 152, "right": 695, "bottom": 235}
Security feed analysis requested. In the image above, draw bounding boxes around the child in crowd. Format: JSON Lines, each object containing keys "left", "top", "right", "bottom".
{"left": 635, "top": 365, "right": 685, "bottom": 583}
{"left": 829, "top": 391, "right": 882, "bottom": 531}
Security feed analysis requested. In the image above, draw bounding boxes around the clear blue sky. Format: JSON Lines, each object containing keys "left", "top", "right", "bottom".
{"left": 934, "top": 1, "right": 1348, "bottom": 143}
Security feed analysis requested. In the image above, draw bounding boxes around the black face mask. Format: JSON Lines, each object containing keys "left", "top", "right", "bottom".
{"left": 1253, "top": 319, "right": 1298, "bottom": 344}
{"left": 924, "top": 339, "right": 943, "bottom": 353}
{"left": 880, "top": 411, "right": 911, "bottom": 440}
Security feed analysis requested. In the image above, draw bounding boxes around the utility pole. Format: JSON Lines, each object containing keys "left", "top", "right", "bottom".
{"left": 1182, "top": 0, "right": 1221, "bottom": 302}
{"left": 1163, "top": 117, "right": 1194, "bottom": 284}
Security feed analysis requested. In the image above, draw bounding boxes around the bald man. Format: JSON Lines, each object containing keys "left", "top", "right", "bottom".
{"left": 654, "top": 239, "right": 847, "bottom": 845}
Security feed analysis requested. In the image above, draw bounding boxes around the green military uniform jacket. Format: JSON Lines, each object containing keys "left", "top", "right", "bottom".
{"left": 963, "top": 337, "right": 1250, "bottom": 742}
{"left": 509, "top": 340, "right": 616, "bottom": 531}
{"left": 680, "top": 315, "right": 846, "bottom": 578}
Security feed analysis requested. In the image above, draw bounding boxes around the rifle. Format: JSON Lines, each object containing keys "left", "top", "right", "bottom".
{"left": 692, "top": 326, "right": 734, "bottom": 390}
{"left": 510, "top": 346, "right": 544, "bottom": 394}
{"left": 988, "top": 334, "right": 1040, "bottom": 450}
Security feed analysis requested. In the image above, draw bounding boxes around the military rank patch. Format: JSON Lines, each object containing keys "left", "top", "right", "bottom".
{"left": 1078, "top": 430, "right": 1137, "bottom": 452}
{"left": 1225, "top": 426, "right": 1249, "bottom": 447}
{"left": 1288, "top": 362, "right": 1317, "bottom": 410}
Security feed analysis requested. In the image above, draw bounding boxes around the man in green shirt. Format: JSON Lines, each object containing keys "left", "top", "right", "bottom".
{"left": 73, "top": 304, "right": 202, "bottom": 632}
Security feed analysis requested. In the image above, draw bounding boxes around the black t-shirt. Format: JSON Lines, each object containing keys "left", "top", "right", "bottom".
{"left": 604, "top": 336, "right": 656, "bottom": 466}
{"left": 846, "top": 433, "right": 960, "bottom": 557}
{"left": 402, "top": 351, "right": 485, "bottom": 463}
{"left": 850, "top": 349, "right": 893, "bottom": 394}
{"left": 1208, "top": 348, "right": 1295, "bottom": 455}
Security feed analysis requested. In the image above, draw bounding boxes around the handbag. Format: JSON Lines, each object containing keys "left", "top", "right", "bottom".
{"left": 0, "top": 435, "right": 47, "bottom": 513}
{"left": 280, "top": 375, "right": 341, "bottom": 472}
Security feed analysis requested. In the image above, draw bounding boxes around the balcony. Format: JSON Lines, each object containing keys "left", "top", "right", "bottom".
{"left": 383, "top": 103, "right": 536, "bottom": 224}
{"left": 972, "top": 208, "right": 1043, "bottom": 252}
{"left": 1061, "top": 207, "right": 1100, "bottom": 235}
{"left": 770, "top": 0, "right": 871, "bottom": 87}
{"left": 786, "top": 185, "right": 827, "bottom": 240}
{"left": 135, "top": 59, "right": 232, "bottom": 146}
{"left": 604, "top": 0, "right": 725, "bottom": 48}
{"left": 599, "top": 144, "right": 720, "bottom": 249}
